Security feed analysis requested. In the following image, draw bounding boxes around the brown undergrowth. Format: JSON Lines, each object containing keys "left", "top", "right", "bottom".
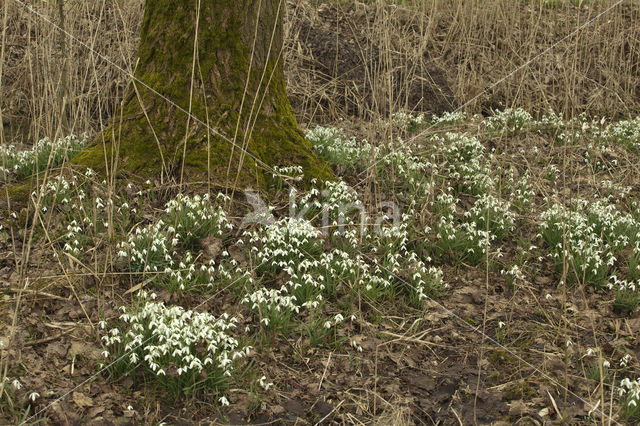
{"left": 2, "top": 0, "right": 640, "bottom": 424}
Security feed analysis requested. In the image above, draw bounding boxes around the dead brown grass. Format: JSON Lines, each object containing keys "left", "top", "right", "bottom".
{"left": 3, "top": 1, "right": 640, "bottom": 424}
{"left": 1, "top": 0, "right": 142, "bottom": 146}
{"left": 2, "top": 0, "right": 639, "bottom": 147}
{"left": 285, "top": 0, "right": 640, "bottom": 124}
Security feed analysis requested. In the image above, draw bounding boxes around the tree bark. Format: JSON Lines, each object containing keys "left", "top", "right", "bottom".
{"left": 74, "top": 0, "right": 331, "bottom": 188}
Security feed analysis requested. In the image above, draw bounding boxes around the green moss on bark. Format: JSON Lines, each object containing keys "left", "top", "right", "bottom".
{"left": 3, "top": 179, "right": 32, "bottom": 204}
{"left": 74, "top": 0, "right": 332, "bottom": 188}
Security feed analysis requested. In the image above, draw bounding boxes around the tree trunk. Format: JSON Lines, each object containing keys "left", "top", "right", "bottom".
{"left": 74, "top": 0, "right": 331, "bottom": 188}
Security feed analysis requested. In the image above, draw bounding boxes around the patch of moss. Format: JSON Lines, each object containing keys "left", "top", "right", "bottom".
{"left": 504, "top": 380, "right": 537, "bottom": 400}
{"left": 463, "top": 317, "right": 477, "bottom": 325}
{"left": 3, "top": 179, "right": 32, "bottom": 205}
{"left": 74, "top": 0, "right": 332, "bottom": 190}
{"left": 488, "top": 349, "right": 519, "bottom": 366}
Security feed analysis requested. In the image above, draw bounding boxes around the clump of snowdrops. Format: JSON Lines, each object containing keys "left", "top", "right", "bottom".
{"left": 100, "top": 291, "right": 250, "bottom": 401}
{"left": 0, "top": 134, "right": 87, "bottom": 182}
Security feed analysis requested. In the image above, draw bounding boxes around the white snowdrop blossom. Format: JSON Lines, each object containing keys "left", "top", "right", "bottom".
{"left": 485, "top": 108, "right": 533, "bottom": 133}
{"left": 102, "top": 295, "right": 250, "bottom": 399}
{"left": 540, "top": 198, "right": 636, "bottom": 289}
{"left": 619, "top": 376, "right": 640, "bottom": 411}
{"left": 117, "top": 221, "right": 176, "bottom": 274}
{"left": 306, "top": 126, "right": 374, "bottom": 168}
{"left": 259, "top": 375, "right": 274, "bottom": 391}
{"left": 0, "top": 134, "right": 87, "bottom": 182}
{"left": 164, "top": 193, "right": 233, "bottom": 248}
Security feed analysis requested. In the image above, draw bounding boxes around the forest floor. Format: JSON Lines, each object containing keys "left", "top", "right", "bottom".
{"left": 2, "top": 110, "right": 640, "bottom": 425}
{"left": 2, "top": 0, "right": 640, "bottom": 425}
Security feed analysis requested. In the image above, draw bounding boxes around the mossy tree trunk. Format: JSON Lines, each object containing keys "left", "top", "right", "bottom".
{"left": 74, "top": 0, "right": 331, "bottom": 188}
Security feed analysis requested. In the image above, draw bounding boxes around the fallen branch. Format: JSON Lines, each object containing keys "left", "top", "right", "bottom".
{"left": 7, "top": 287, "right": 69, "bottom": 301}
{"left": 24, "top": 328, "right": 75, "bottom": 347}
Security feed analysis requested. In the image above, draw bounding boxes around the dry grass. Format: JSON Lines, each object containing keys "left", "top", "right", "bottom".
{"left": 2, "top": 0, "right": 640, "bottom": 424}
{"left": 285, "top": 0, "right": 640, "bottom": 123}
{"left": 1, "top": 0, "right": 142, "bottom": 146}
{"left": 2, "top": 0, "right": 639, "bottom": 148}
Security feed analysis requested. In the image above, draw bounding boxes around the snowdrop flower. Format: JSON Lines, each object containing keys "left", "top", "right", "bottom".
{"left": 621, "top": 354, "right": 633, "bottom": 367}
{"left": 29, "top": 392, "right": 39, "bottom": 402}
{"left": 259, "top": 375, "right": 273, "bottom": 390}
{"left": 102, "top": 299, "right": 247, "bottom": 396}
